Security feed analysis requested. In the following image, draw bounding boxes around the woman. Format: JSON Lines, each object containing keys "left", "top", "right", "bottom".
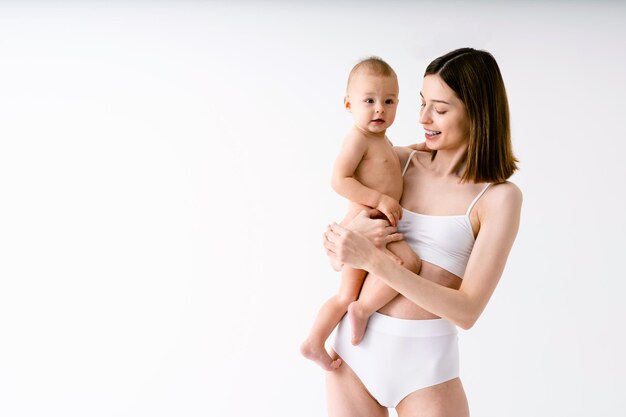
{"left": 323, "top": 48, "right": 522, "bottom": 416}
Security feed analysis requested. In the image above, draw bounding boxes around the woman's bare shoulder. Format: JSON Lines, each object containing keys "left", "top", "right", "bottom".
{"left": 490, "top": 181, "right": 522, "bottom": 198}
{"left": 483, "top": 181, "right": 523, "bottom": 213}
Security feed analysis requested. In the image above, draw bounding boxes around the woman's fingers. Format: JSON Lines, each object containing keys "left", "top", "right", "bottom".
{"left": 329, "top": 222, "right": 347, "bottom": 236}
{"left": 384, "top": 226, "right": 398, "bottom": 235}
{"left": 384, "top": 232, "right": 404, "bottom": 245}
{"left": 409, "top": 142, "right": 431, "bottom": 152}
{"left": 325, "top": 224, "right": 346, "bottom": 249}
{"left": 324, "top": 239, "right": 337, "bottom": 255}
{"left": 370, "top": 226, "right": 399, "bottom": 248}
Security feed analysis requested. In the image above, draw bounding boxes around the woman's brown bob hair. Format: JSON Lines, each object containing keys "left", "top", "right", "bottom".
{"left": 425, "top": 48, "right": 518, "bottom": 183}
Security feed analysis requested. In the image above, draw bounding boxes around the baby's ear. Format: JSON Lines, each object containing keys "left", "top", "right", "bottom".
{"left": 343, "top": 96, "right": 351, "bottom": 112}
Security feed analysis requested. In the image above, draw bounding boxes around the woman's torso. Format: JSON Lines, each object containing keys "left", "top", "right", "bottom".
{"left": 378, "top": 149, "right": 490, "bottom": 320}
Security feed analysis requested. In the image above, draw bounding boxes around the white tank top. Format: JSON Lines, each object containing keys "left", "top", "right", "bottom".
{"left": 397, "top": 150, "right": 491, "bottom": 278}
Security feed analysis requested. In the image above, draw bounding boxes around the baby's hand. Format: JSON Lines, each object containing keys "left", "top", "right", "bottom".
{"left": 376, "top": 194, "right": 402, "bottom": 227}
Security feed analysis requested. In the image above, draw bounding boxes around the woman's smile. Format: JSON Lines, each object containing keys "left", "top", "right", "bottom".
{"left": 425, "top": 129, "right": 441, "bottom": 140}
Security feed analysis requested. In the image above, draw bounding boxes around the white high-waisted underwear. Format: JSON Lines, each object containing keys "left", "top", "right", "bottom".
{"left": 333, "top": 312, "right": 459, "bottom": 408}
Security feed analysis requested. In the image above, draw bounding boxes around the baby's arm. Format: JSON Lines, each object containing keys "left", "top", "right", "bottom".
{"left": 331, "top": 131, "right": 401, "bottom": 225}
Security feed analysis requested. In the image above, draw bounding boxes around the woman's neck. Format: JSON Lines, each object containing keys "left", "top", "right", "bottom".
{"left": 429, "top": 145, "right": 468, "bottom": 179}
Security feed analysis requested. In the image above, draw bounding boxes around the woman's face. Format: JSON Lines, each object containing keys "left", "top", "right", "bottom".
{"left": 419, "top": 74, "right": 469, "bottom": 151}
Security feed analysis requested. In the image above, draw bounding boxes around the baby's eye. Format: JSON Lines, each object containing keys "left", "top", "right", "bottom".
{"left": 364, "top": 98, "right": 375, "bottom": 104}
{"left": 385, "top": 99, "right": 395, "bottom": 105}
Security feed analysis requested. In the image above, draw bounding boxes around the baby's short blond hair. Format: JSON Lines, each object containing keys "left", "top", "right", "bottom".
{"left": 346, "top": 56, "right": 397, "bottom": 93}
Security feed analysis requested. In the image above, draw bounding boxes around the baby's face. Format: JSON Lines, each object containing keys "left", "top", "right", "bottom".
{"left": 345, "top": 72, "right": 399, "bottom": 135}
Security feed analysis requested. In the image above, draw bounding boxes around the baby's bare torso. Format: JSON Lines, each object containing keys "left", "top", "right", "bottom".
{"left": 353, "top": 132, "right": 403, "bottom": 201}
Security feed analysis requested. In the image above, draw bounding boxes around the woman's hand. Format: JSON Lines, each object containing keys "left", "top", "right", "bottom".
{"left": 347, "top": 209, "right": 403, "bottom": 249}
{"left": 324, "top": 223, "right": 379, "bottom": 271}
{"left": 323, "top": 209, "right": 405, "bottom": 267}
{"left": 407, "top": 142, "right": 432, "bottom": 152}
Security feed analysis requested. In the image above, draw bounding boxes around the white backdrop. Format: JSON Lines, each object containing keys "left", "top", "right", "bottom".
{"left": 1, "top": 2, "right": 625, "bottom": 417}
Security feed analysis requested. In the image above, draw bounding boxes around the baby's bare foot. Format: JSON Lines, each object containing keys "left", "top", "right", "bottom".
{"left": 300, "top": 339, "right": 342, "bottom": 371}
{"left": 347, "top": 302, "right": 370, "bottom": 345}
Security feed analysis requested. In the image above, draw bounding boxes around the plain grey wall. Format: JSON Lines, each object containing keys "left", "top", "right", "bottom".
{"left": 1, "top": 2, "right": 625, "bottom": 416}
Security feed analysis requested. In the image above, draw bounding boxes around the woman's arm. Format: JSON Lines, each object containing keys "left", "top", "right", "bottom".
{"left": 324, "top": 208, "right": 405, "bottom": 263}
{"left": 325, "top": 183, "right": 522, "bottom": 330}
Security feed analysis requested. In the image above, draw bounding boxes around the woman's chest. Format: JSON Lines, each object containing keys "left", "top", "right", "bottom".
{"left": 400, "top": 174, "right": 484, "bottom": 216}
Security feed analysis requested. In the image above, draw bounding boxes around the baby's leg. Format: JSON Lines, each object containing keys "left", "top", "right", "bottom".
{"left": 300, "top": 266, "right": 367, "bottom": 371}
{"left": 347, "top": 240, "right": 422, "bottom": 345}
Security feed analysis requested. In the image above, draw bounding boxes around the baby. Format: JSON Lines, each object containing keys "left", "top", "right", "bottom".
{"left": 301, "top": 57, "right": 422, "bottom": 371}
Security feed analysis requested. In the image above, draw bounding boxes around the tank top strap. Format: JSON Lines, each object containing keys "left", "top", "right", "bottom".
{"left": 465, "top": 183, "right": 492, "bottom": 216}
{"left": 402, "top": 150, "right": 417, "bottom": 176}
